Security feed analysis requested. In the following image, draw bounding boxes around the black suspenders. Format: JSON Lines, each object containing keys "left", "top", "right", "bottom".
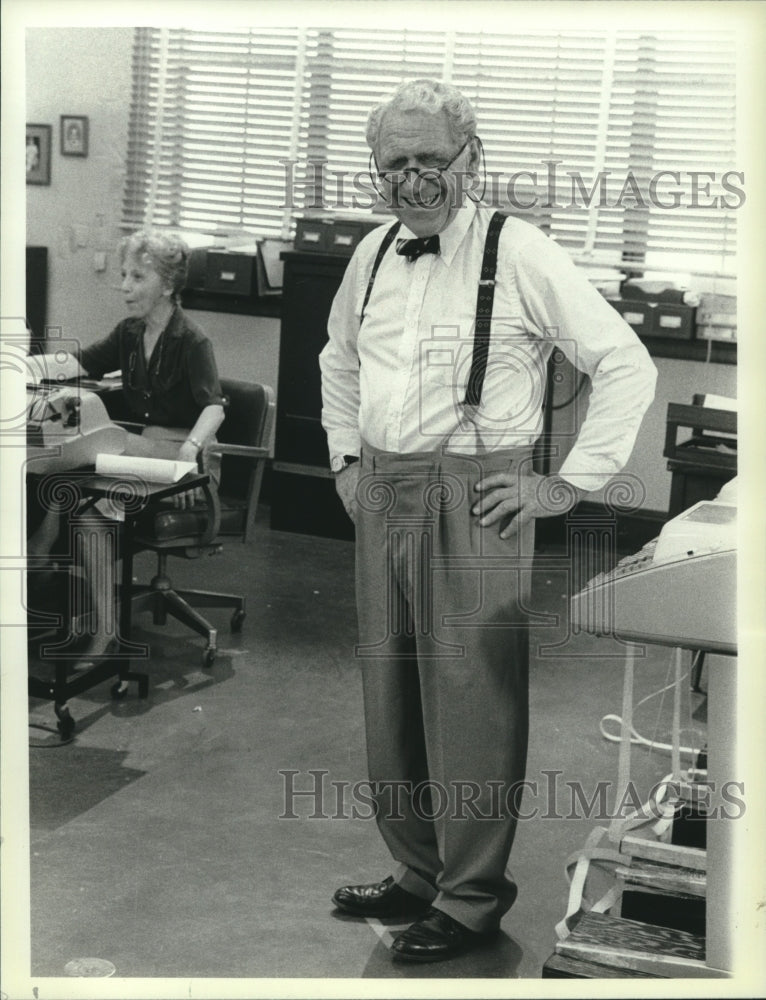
{"left": 360, "top": 221, "right": 401, "bottom": 323}
{"left": 463, "top": 211, "right": 507, "bottom": 407}
{"left": 360, "top": 211, "right": 508, "bottom": 407}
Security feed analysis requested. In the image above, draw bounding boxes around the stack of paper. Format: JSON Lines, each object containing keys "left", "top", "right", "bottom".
{"left": 95, "top": 454, "right": 196, "bottom": 483}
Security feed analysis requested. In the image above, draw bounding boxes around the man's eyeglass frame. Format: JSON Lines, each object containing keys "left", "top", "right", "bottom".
{"left": 369, "top": 137, "right": 476, "bottom": 193}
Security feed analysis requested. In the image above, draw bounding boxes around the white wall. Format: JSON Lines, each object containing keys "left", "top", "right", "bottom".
{"left": 26, "top": 27, "right": 134, "bottom": 350}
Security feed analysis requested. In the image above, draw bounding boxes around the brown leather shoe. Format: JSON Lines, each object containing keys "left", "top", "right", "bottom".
{"left": 332, "top": 876, "right": 432, "bottom": 918}
{"left": 391, "top": 907, "right": 497, "bottom": 962}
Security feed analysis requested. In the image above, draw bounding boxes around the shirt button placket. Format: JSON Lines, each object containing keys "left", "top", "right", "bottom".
{"left": 395, "top": 263, "right": 429, "bottom": 448}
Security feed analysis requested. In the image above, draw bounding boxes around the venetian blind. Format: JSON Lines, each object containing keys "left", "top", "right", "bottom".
{"left": 450, "top": 29, "right": 738, "bottom": 271}
{"left": 123, "top": 26, "right": 738, "bottom": 272}
{"left": 123, "top": 27, "right": 312, "bottom": 237}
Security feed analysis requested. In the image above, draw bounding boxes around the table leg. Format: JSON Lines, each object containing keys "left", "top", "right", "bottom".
{"left": 112, "top": 514, "right": 149, "bottom": 697}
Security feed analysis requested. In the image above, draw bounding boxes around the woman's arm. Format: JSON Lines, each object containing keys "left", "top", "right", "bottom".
{"left": 176, "top": 403, "right": 225, "bottom": 465}
{"left": 172, "top": 403, "right": 225, "bottom": 510}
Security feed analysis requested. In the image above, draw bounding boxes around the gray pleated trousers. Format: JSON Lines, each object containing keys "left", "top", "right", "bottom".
{"left": 354, "top": 441, "right": 535, "bottom": 932}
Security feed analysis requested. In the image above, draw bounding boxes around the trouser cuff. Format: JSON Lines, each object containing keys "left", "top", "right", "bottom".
{"left": 393, "top": 863, "right": 438, "bottom": 902}
{"left": 432, "top": 884, "right": 518, "bottom": 934}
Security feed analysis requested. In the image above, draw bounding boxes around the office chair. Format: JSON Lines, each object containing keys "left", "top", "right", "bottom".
{"left": 130, "top": 379, "right": 275, "bottom": 667}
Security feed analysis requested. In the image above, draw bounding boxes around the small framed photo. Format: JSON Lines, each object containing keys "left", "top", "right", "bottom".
{"left": 60, "top": 115, "right": 89, "bottom": 157}
{"left": 26, "top": 123, "right": 52, "bottom": 185}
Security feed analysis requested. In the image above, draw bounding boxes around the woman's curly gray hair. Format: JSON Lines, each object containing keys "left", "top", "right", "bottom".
{"left": 366, "top": 79, "right": 478, "bottom": 151}
{"left": 120, "top": 230, "right": 190, "bottom": 303}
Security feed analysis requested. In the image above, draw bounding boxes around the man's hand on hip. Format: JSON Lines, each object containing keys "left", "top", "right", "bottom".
{"left": 473, "top": 471, "right": 585, "bottom": 539}
{"left": 335, "top": 462, "right": 361, "bottom": 523}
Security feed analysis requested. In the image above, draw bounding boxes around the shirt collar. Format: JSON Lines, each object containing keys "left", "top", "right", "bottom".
{"left": 127, "top": 304, "right": 182, "bottom": 340}
{"left": 397, "top": 197, "right": 478, "bottom": 268}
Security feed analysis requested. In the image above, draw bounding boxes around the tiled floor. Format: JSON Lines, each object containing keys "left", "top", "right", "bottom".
{"left": 24, "top": 511, "right": 705, "bottom": 983}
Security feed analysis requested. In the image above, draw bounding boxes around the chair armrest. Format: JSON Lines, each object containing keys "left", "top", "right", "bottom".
{"left": 195, "top": 474, "right": 221, "bottom": 547}
{"left": 201, "top": 440, "right": 269, "bottom": 545}
{"left": 205, "top": 443, "right": 270, "bottom": 460}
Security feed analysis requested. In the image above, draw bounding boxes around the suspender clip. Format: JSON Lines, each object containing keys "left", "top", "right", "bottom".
{"left": 479, "top": 279, "right": 496, "bottom": 287}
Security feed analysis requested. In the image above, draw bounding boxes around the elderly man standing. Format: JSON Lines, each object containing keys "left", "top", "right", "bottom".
{"left": 319, "top": 78, "right": 657, "bottom": 963}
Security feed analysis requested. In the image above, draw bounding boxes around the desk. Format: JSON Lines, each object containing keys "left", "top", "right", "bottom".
{"left": 28, "top": 469, "right": 209, "bottom": 739}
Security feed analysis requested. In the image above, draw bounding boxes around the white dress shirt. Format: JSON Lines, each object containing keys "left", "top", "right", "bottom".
{"left": 319, "top": 199, "right": 657, "bottom": 493}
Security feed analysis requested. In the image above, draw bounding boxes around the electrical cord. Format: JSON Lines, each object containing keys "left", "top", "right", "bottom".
{"left": 599, "top": 668, "right": 706, "bottom": 758}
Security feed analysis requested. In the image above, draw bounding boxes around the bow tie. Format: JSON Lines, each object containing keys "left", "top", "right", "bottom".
{"left": 396, "top": 235, "right": 441, "bottom": 262}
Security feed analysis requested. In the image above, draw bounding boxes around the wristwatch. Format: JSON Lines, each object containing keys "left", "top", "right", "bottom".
{"left": 331, "top": 454, "right": 359, "bottom": 474}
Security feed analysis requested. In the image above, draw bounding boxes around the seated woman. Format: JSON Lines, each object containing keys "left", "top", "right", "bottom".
{"left": 27, "top": 229, "right": 226, "bottom": 664}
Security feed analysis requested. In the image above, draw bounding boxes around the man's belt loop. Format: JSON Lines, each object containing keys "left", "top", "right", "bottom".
{"left": 463, "top": 211, "right": 508, "bottom": 409}
{"left": 360, "top": 221, "right": 402, "bottom": 324}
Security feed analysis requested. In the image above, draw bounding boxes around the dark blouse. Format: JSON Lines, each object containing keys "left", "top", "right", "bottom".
{"left": 77, "top": 306, "right": 225, "bottom": 427}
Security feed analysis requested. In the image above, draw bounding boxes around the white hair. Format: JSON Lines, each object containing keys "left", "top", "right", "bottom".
{"left": 120, "top": 229, "right": 190, "bottom": 303}
{"left": 365, "top": 78, "right": 478, "bottom": 150}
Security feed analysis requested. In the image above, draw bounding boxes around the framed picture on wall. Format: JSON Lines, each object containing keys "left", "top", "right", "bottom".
{"left": 26, "top": 123, "right": 52, "bottom": 185}
{"left": 60, "top": 114, "right": 88, "bottom": 157}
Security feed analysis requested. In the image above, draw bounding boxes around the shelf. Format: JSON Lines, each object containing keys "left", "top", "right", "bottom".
{"left": 181, "top": 289, "right": 282, "bottom": 318}
{"left": 639, "top": 336, "right": 736, "bottom": 365}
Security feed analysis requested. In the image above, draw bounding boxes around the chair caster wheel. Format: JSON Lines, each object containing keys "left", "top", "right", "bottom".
{"left": 203, "top": 647, "right": 216, "bottom": 669}
{"left": 230, "top": 609, "right": 246, "bottom": 632}
{"left": 111, "top": 680, "right": 130, "bottom": 700}
{"left": 54, "top": 704, "right": 75, "bottom": 738}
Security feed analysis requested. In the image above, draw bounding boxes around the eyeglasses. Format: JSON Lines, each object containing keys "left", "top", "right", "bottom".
{"left": 370, "top": 139, "right": 473, "bottom": 189}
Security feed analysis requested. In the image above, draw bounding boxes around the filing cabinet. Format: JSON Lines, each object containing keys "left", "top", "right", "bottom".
{"left": 294, "top": 215, "right": 388, "bottom": 256}
{"left": 610, "top": 299, "right": 696, "bottom": 341}
{"left": 271, "top": 251, "right": 354, "bottom": 540}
